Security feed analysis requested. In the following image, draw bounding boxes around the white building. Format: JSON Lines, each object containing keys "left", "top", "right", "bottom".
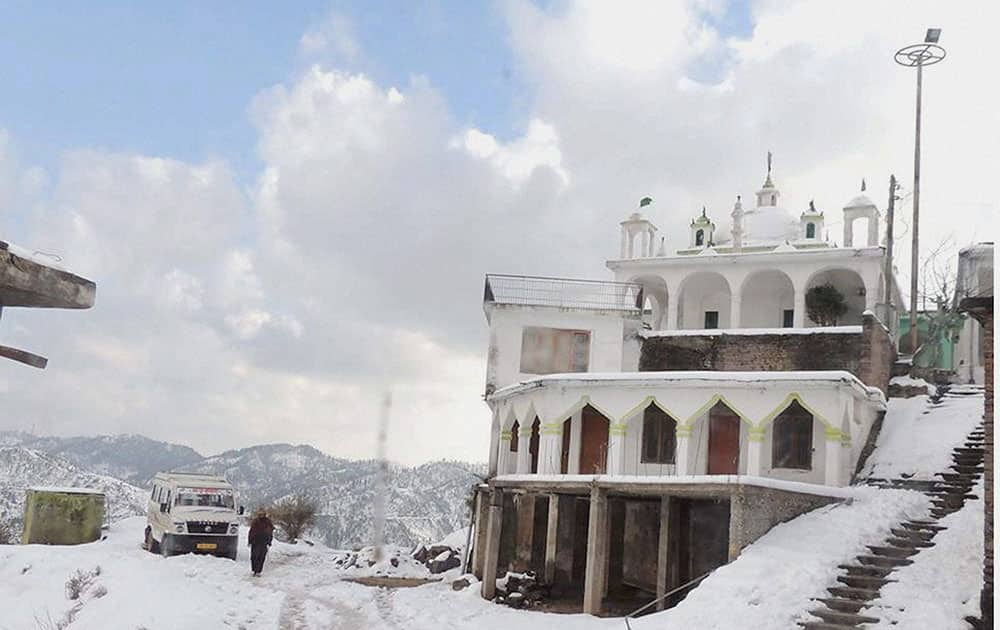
{"left": 953, "top": 242, "right": 994, "bottom": 384}
{"left": 473, "top": 158, "right": 901, "bottom": 614}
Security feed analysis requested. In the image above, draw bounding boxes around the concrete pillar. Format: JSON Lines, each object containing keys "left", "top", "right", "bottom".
{"left": 843, "top": 218, "right": 854, "bottom": 248}
{"left": 481, "top": 489, "right": 504, "bottom": 600}
{"left": 488, "top": 408, "right": 501, "bottom": 477}
{"left": 746, "top": 426, "right": 764, "bottom": 476}
{"left": 516, "top": 430, "right": 531, "bottom": 474}
{"left": 655, "top": 496, "right": 671, "bottom": 611}
{"left": 583, "top": 486, "right": 609, "bottom": 615}
{"left": 514, "top": 494, "right": 536, "bottom": 571}
{"left": 675, "top": 427, "right": 691, "bottom": 475}
{"left": 607, "top": 422, "right": 628, "bottom": 475}
{"left": 667, "top": 296, "right": 680, "bottom": 330}
{"left": 824, "top": 430, "right": 843, "bottom": 486}
{"left": 497, "top": 429, "right": 513, "bottom": 475}
{"left": 730, "top": 294, "right": 742, "bottom": 329}
{"left": 544, "top": 494, "right": 559, "bottom": 584}
{"left": 626, "top": 229, "right": 634, "bottom": 258}
{"left": 538, "top": 423, "right": 563, "bottom": 474}
{"left": 793, "top": 287, "right": 806, "bottom": 328}
{"left": 472, "top": 489, "right": 489, "bottom": 578}
{"left": 620, "top": 227, "right": 627, "bottom": 259}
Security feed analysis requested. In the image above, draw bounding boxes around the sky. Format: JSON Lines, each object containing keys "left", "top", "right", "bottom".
{"left": 0, "top": 1, "right": 996, "bottom": 464}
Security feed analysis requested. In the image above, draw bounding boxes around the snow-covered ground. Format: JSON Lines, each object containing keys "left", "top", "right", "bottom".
{"left": 861, "top": 391, "right": 983, "bottom": 480}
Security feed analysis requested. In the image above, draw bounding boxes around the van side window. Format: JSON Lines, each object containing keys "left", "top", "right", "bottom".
{"left": 150, "top": 486, "right": 157, "bottom": 501}
{"left": 165, "top": 491, "right": 171, "bottom": 511}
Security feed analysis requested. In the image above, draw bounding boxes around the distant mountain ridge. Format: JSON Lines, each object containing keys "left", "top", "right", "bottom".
{"left": 0, "top": 431, "right": 484, "bottom": 549}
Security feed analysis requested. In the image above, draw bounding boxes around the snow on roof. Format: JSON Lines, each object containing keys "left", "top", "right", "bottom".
{"left": 1, "top": 241, "right": 68, "bottom": 272}
{"left": 491, "top": 369, "right": 884, "bottom": 402}
{"left": 642, "top": 325, "right": 862, "bottom": 338}
{"left": 28, "top": 486, "right": 104, "bottom": 495}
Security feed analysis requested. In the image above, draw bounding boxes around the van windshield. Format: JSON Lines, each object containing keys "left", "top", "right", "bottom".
{"left": 175, "top": 487, "right": 235, "bottom": 509}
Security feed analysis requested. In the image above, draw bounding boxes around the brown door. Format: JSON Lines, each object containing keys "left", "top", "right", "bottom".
{"left": 579, "top": 405, "right": 609, "bottom": 474}
{"left": 708, "top": 406, "right": 740, "bottom": 474}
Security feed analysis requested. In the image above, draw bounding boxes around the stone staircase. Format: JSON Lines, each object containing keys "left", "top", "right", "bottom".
{"left": 798, "top": 389, "right": 985, "bottom": 629}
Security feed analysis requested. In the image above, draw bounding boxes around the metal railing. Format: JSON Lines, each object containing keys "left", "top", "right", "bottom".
{"left": 623, "top": 570, "right": 714, "bottom": 628}
{"left": 484, "top": 274, "right": 643, "bottom": 313}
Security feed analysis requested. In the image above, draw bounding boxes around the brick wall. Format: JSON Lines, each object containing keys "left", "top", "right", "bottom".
{"left": 639, "top": 313, "right": 894, "bottom": 394}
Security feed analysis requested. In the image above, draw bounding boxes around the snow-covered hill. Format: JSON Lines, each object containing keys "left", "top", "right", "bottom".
{"left": 0, "top": 432, "right": 484, "bottom": 549}
{"left": 0, "top": 447, "right": 147, "bottom": 537}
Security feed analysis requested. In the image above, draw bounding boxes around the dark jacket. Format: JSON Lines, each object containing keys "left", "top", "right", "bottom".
{"left": 248, "top": 516, "right": 274, "bottom": 547}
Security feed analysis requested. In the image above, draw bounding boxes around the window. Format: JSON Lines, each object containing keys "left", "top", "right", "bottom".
{"left": 509, "top": 421, "right": 519, "bottom": 452}
{"left": 704, "top": 311, "right": 719, "bottom": 329}
{"left": 519, "top": 327, "right": 590, "bottom": 374}
{"left": 772, "top": 401, "right": 813, "bottom": 470}
{"left": 770, "top": 194, "right": 776, "bottom": 205}
{"left": 695, "top": 229, "right": 705, "bottom": 246}
{"left": 529, "top": 418, "right": 540, "bottom": 473}
{"left": 782, "top": 309, "right": 794, "bottom": 328}
{"left": 806, "top": 222, "right": 816, "bottom": 239}
{"left": 641, "top": 405, "right": 676, "bottom": 464}
{"left": 150, "top": 485, "right": 158, "bottom": 501}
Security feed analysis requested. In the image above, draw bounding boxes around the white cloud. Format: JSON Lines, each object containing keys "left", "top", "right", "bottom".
{"left": 299, "top": 12, "right": 360, "bottom": 61}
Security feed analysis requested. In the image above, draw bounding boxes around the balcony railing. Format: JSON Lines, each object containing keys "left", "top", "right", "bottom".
{"left": 484, "top": 273, "right": 643, "bottom": 312}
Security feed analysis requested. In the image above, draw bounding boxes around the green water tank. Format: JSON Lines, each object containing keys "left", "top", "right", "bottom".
{"left": 22, "top": 487, "right": 106, "bottom": 545}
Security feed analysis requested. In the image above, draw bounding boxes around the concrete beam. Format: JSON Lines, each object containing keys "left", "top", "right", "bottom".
{"left": 583, "top": 486, "right": 609, "bottom": 615}
{"left": 0, "top": 244, "right": 95, "bottom": 309}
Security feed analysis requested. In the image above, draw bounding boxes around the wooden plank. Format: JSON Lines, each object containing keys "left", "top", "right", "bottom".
{"left": 0, "top": 344, "right": 47, "bottom": 369}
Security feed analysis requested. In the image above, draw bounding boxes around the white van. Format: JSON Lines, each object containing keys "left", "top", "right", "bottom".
{"left": 145, "top": 472, "right": 244, "bottom": 560}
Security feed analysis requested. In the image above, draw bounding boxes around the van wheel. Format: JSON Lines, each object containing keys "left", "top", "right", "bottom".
{"left": 226, "top": 548, "right": 238, "bottom": 561}
{"left": 146, "top": 528, "right": 161, "bottom": 554}
{"left": 160, "top": 534, "right": 172, "bottom": 558}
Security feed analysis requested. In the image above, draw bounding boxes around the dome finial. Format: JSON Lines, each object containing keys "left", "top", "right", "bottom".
{"left": 701, "top": 206, "right": 707, "bottom": 218}
{"left": 639, "top": 196, "right": 653, "bottom": 208}
{"left": 809, "top": 199, "right": 816, "bottom": 212}
{"left": 861, "top": 178, "right": 866, "bottom": 192}
{"left": 763, "top": 151, "right": 775, "bottom": 188}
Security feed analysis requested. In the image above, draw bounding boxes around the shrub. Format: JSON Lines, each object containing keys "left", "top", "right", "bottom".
{"left": 0, "top": 520, "right": 13, "bottom": 545}
{"left": 806, "top": 283, "right": 848, "bottom": 326}
{"left": 269, "top": 495, "right": 318, "bottom": 543}
{"left": 65, "top": 566, "right": 100, "bottom": 600}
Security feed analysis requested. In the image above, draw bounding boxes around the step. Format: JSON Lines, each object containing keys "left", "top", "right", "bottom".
{"left": 814, "top": 597, "right": 867, "bottom": 613}
{"left": 798, "top": 622, "right": 874, "bottom": 630}
{"left": 936, "top": 473, "right": 978, "bottom": 483}
{"left": 839, "top": 563, "right": 895, "bottom": 577}
{"left": 885, "top": 536, "right": 934, "bottom": 549}
{"left": 901, "top": 520, "right": 945, "bottom": 531}
{"left": 808, "top": 608, "right": 880, "bottom": 626}
{"left": 867, "top": 545, "right": 919, "bottom": 558}
{"left": 954, "top": 447, "right": 985, "bottom": 454}
{"left": 890, "top": 527, "right": 935, "bottom": 541}
{"left": 837, "top": 574, "right": 894, "bottom": 589}
{"left": 856, "top": 554, "right": 914, "bottom": 568}
{"left": 827, "top": 585, "right": 880, "bottom": 601}
{"left": 949, "top": 465, "right": 984, "bottom": 475}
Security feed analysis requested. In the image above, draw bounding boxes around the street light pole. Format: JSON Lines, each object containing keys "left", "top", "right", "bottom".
{"left": 895, "top": 29, "right": 945, "bottom": 354}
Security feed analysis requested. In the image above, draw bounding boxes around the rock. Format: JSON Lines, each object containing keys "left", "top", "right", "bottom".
{"left": 452, "top": 577, "right": 471, "bottom": 591}
{"left": 429, "top": 552, "right": 460, "bottom": 574}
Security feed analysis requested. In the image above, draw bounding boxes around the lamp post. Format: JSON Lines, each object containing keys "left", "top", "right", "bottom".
{"left": 895, "top": 29, "right": 945, "bottom": 354}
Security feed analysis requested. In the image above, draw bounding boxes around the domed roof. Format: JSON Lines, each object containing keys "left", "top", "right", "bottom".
{"left": 845, "top": 193, "right": 876, "bottom": 209}
{"left": 742, "top": 205, "right": 800, "bottom": 245}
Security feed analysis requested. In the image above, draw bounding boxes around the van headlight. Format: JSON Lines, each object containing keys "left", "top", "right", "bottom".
{"left": 229, "top": 524, "right": 238, "bottom": 534}
{"left": 174, "top": 523, "right": 185, "bottom": 533}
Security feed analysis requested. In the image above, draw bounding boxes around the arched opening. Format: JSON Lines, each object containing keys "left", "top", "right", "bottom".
{"left": 695, "top": 229, "right": 705, "bottom": 246}
{"left": 510, "top": 421, "right": 519, "bottom": 454}
{"left": 708, "top": 401, "right": 740, "bottom": 475}
{"left": 630, "top": 275, "right": 669, "bottom": 330}
{"left": 770, "top": 193, "right": 776, "bottom": 205}
{"left": 678, "top": 272, "right": 732, "bottom": 330}
{"left": 641, "top": 404, "right": 676, "bottom": 464}
{"left": 740, "top": 270, "right": 795, "bottom": 328}
{"left": 806, "top": 222, "right": 816, "bottom": 239}
{"left": 771, "top": 401, "right": 813, "bottom": 470}
{"left": 579, "top": 404, "right": 609, "bottom": 474}
{"left": 805, "top": 268, "right": 867, "bottom": 326}
{"left": 529, "top": 417, "right": 540, "bottom": 473}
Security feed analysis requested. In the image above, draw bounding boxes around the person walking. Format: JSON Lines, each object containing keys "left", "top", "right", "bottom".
{"left": 248, "top": 508, "right": 274, "bottom": 577}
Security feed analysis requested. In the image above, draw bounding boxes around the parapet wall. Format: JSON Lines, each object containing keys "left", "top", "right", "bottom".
{"left": 640, "top": 313, "right": 895, "bottom": 394}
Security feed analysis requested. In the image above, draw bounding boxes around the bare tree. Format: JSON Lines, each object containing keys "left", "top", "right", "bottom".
{"left": 0, "top": 519, "right": 14, "bottom": 545}
{"left": 269, "top": 495, "right": 318, "bottom": 543}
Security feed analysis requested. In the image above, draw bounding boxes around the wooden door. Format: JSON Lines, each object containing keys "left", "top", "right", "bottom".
{"left": 708, "top": 407, "right": 740, "bottom": 474}
{"left": 579, "top": 405, "right": 609, "bottom": 474}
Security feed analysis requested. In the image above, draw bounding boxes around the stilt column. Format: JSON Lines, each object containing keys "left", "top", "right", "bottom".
{"left": 583, "top": 486, "right": 609, "bottom": 615}
{"left": 481, "top": 488, "right": 504, "bottom": 600}
{"left": 544, "top": 494, "right": 559, "bottom": 584}
{"left": 656, "top": 497, "right": 671, "bottom": 611}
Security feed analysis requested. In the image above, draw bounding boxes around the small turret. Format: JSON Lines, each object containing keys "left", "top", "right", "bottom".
{"left": 842, "top": 180, "right": 880, "bottom": 248}
{"left": 689, "top": 207, "right": 715, "bottom": 248}
{"left": 755, "top": 151, "right": 780, "bottom": 208}
{"left": 800, "top": 199, "right": 824, "bottom": 241}
{"left": 619, "top": 197, "right": 659, "bottom": 259}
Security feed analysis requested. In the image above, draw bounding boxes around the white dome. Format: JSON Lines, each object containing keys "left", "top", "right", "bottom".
{"left": 743, "top": 205, "right": 800, "bottom": 244}
{"left": 845, "top": 194, "right": 876, "bottom": 209}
